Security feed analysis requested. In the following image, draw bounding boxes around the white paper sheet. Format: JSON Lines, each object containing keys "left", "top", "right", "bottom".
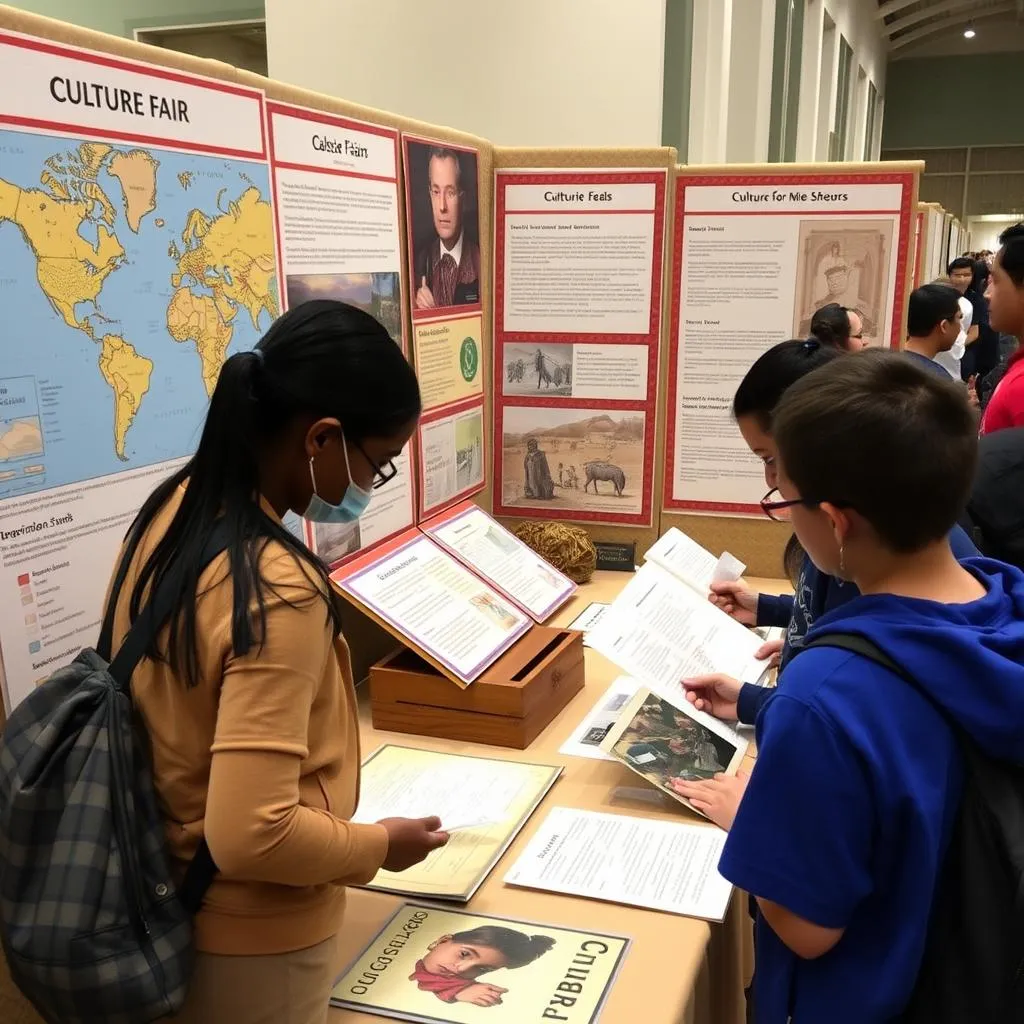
{"left": 644, "top": 527, "right": 746, "bottom": 594}
{"left": 587, "top": 563, "right": 769, "bottom": 702}
{"left": 504, "top": 806, "right": 734, "bottom": 921}
{"left": 559, "top": 676, "right": 641, "bottom": 761}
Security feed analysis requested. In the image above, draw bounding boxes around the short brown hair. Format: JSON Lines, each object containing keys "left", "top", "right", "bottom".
{"left": 772, "top": 350, "right": 978, "bottom": 553}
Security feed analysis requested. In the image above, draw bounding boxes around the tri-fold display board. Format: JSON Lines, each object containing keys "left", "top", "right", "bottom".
{"left": 0, "top": 3, "right": 922, "bottom": 716}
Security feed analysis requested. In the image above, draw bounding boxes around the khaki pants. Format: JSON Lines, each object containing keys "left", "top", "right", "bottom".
{"left": 172, "top": 932, "right": 341, "bottom": 1024}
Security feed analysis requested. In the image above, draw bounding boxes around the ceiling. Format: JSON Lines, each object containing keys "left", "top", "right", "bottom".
{"left": 879, "top": 0, "right": 1024, "bottom": 57}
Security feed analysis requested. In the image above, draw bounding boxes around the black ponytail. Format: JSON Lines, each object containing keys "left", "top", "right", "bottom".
{"left": 127, "top": 300, "right": 420, "bottom": 687}
{"left": 732, "top": 339, "right": 840, "bottom": 430}
{"left": 809, "top": 303, "right": 853, "bottom": 349}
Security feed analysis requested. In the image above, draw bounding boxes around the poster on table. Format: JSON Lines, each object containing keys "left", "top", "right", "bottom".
{"left": 663, "top": 168, "right": 917, "bottom": 517}
{"left": 491, "top": 169, "right": 667, "bottom": 527}
{"left": 402, "top": 134, "right": 486, "bottom": 517}
{"left": 267, "top": 101, "right": 417, "bottom": 569}
{"left": 0, "top": 29, "right": 278, "bottom": 712}
{"left": 331, "top": 902, "right": 628, "bottom": 1023}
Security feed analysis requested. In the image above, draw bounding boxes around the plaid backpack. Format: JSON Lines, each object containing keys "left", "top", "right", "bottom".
{"left": 0, "top": 523, "right": 229, "bottom": 1023}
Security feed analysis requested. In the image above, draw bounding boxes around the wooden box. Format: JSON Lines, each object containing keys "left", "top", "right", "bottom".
{"left": 369, "top": 627, "right": 586, "bottom": 749}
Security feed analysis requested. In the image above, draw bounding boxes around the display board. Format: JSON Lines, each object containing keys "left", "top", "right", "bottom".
{"left": 918, "top": 202, "right": 946, "bottom": 285}
{"left": 491, "top": 147, "right": 675, "bottom": 557}
{"left": 662, "top": 162, "right": 920, "bottom": 519}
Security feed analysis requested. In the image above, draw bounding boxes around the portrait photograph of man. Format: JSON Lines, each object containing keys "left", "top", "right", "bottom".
{"left": 405, "top": 139, "right": 482, "bottom": 313}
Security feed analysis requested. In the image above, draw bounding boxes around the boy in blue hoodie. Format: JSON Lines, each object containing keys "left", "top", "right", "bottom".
{"left": 674, "top": 349, "right": 1024, "bottom": 1023}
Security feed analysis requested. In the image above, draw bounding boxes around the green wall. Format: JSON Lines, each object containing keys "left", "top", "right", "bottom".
{"left": 8, "top": 1, "right": 263, "bottom": 38}
{"left": 883, "top": 53, "right": 1024, "bottom": 149}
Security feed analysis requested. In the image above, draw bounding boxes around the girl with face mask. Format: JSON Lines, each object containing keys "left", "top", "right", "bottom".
{"left": 105, "top": 300, "right": 448, "bottom": 1024}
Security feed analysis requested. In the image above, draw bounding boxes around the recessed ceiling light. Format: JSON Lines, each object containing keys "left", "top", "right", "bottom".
{"left": 964, "top": 24, "right": 976, "bottom": 38}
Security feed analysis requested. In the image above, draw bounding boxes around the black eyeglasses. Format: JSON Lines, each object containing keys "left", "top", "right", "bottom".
{"left": 760, "top": 488, "right": 819, "bottom": 522}
{"left": 354, "top": 440, "right": 398, "bottom": 490}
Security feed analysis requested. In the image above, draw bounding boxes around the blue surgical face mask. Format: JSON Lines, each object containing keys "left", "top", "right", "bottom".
{"left": 302, "top": 434, "right": 372, "bottom": 523}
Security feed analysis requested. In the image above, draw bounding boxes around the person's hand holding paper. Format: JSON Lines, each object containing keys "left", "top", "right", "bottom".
{"left": 378, "top": 816, "right": 450, "bottom": 872}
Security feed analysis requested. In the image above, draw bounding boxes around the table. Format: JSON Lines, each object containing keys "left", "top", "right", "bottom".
{"left": 329, "top": 572, "right": 790, "bottom": 1023}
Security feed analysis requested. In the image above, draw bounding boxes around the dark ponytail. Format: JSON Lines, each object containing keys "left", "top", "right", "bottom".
{"left": 127, "top": 300, "right": 420, "bottom": 687}
{"left": 733, "top": 339, "right": 840, "bottom": 585}
{"left": 732, "top": 339, "right": 840, "bottom": 430}
{"left": 808, "top": 303, "right": 853, "bottom": 349}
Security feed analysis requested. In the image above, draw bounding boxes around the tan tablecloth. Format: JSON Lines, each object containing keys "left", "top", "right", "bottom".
{"left": 329, "top": 571, "right": 788, "bottom": 1024}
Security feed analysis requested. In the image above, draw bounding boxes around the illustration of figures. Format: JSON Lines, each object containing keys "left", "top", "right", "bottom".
{"left": 534, "top": 348, "right": 553, "bottom": 389}
{"left": 410, "top": 926, "right": 555, "bottom": 1008}
{"left": 566, "top": 465, "right": 579, "bottom": 490}
{"left": 523, "top": 438, "right": 555, "bottom": 499}
{"left": 557, "top": 462, "right": 564, "bottom": 487}
{"left": 584, "top": 461, "right": 626, "bottom": 496}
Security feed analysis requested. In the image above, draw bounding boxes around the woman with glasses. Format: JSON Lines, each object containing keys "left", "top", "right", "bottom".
{"left": 105, "top": 300, "right": 448, "bottom": 1024}
{"left": 685, "top": 338, "right": 978, "bottom": 727}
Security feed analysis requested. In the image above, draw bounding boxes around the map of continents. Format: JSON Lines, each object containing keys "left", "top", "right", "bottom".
{"left": 0, "top": 130, "right": 278, "bottom": 501}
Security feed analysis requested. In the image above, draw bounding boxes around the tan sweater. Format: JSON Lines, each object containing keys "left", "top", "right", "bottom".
{"left": 108, "top": 487, "right": 388, "bottom": 955}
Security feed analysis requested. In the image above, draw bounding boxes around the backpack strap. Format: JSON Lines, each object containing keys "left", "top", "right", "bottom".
{"left": 804, "top": 632, "right": 963, "bottom": 739}
{"left": 106, "top": 520, "right": 233, "bottom": 690}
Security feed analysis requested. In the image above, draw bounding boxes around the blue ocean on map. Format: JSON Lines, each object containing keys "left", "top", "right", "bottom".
{"left": 0, "top": 128, "right": 278, "bottom": 501}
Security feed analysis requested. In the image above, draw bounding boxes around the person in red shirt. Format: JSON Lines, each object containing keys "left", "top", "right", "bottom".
{"left": 981, "top": 223, "right": 1024, "bottom": 434}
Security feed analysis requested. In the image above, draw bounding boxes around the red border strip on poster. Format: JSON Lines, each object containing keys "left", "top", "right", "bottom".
{"left": 416, "top": 395, "right": 488, "bottom": 521}
{"left": 663, "top": 171, "right": 916, "bottom": 516}
{"left": 914, "top": 209, "right": 925, "bottom": 288}
{"left": 491, "top": 170, "right": 667, "bottom": 528}
{"left": 0, "top": 29, "right": 267, "bottom": 160}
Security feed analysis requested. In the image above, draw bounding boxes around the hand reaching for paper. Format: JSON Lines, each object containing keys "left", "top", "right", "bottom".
{"left": 378, "top": 815, "right": 449, "bottom": 871}
{"left": 683, "top": 673, "right": 743, "bottom": 720}
{"left": 756, "top": 637, "right": 784, "bottom": 668}
{"left": 456, "top": 983, "right": 508, "bottom": 1007}
{"left": 669, "top": 771, "right": 750, "bottom": 832}
{"left": 708, "top": 580, "right": 759, "bottom": 626}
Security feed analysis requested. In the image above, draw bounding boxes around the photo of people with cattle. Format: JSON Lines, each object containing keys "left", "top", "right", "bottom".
{"left": 500, "top": 406, "right": 645, "bottom": 516}
{"left": 502, "top": 342, "right": 574, "bottom": 397}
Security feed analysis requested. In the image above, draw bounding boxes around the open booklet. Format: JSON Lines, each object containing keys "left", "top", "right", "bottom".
{"left": 598, "top": 687, "right": 748, "bottom": 823}
{"left": 586, "top": 528, "right": 770, "bottom": 701}
{"left": 351, "top": 745, "right": 561, "bottom": 902}
{"left": 332, "top": 502, "right": 575, "bottom": 686}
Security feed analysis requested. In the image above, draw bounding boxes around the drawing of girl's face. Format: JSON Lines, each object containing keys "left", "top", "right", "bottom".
{"left": 422, "top": 936, "right": 508, "bottom": 978}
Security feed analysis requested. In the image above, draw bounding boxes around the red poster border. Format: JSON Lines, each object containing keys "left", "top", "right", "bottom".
{"left": 491, "top": 170, "right": 667, "bottom": 528}
{"left": 663, "top": 171, "right": 916, "bottom": 516}
{"left": 416, "top": 394, "right": 488, "bottom": 521}
{"left": 401, "top": 133, "right": 483, "bottom": 323}
{"left": 0, "top": 30, "right": 267, "bottom": 160}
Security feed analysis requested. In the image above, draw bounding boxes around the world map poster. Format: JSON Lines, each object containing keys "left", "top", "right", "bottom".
{"left": 0, "top": 30, "right": 277, "bottom": 709}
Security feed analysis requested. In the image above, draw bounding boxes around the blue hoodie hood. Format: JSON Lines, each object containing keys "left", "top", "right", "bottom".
{"left": 807, "top": 558, "right": 1024, "bottom": 762}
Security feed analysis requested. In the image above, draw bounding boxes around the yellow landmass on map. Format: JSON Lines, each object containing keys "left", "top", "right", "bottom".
{"left": 108, "top": 150, "right": 159, "bottom": 233}
{"left": 38, "top": 172, "right": 71, "bottom": 200}
{"left": 166, "top": 287, "right": 236, "bottom": 397}
{"left": 155, "top": 217, "right": 165, "bottom": 227}
{"left": 98, "top": 335, "right": 153, "bottom": 460}
{"left": 75, "top": 143, "right": 113, "bottom": 180}
{"left": 178, "top": 171, "right": 193, "bottom": 190}
{"left": 0, "top": 418, "right": 44, "bottom": 461}
{"left": 172, "top": 186, "right": 278, "bottom": 329}
{"left": 0, "top": 178, "right": 124, "bottom": 331}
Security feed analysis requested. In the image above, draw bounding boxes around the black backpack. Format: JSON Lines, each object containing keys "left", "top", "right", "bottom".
{"left": 806, "top": 632, "right": 1024, "bottom": 1024}
{"left": 0, "top": 523, "right": 229, "bottom": 1023}
{"left": 959, "top": 426, "right": 1024, "bottom": 572}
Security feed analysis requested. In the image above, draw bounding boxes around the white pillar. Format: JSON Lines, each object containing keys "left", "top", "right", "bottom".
{"left": 726, "top": 0, "right": 776, "bottom": 163}
{"left": 796, "top": 0, "right": 824, "bottom": 162}
{"left": 688, "top": 0, "right": 733, "bottom": 164}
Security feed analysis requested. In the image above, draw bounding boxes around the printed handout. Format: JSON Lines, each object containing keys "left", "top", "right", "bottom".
{"left": 505, "top": 806, "right": 733, "bottom": 922}
{"left": 352, "top": 746, "right": 560, "bottom": 901}
{"left": 586, "top": 562, "right": 769, "bottom": 701}
{"left": 559, "top": 677, "right": 640, "bottom": 761}
{"left": 332, "top": 903, "right": 628, "bottom": 1022}
{"left": 599, "top": 688, "right": 748, "bottom": 821}
{"left": 644, "top": 527, "right": 745, "bottom": 594}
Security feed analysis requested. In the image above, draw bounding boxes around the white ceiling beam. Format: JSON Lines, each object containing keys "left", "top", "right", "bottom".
{"left": 876, "top": 0, "right": 927, "bottom": 21}
{"left": 890, "top": 2, "right": 1016, "bottom": 50}
{"left": 884, "top": 0, "right": 989, "bottom": 36}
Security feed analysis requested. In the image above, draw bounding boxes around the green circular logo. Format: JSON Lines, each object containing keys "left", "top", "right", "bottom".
{"left": 459, "top": 337, "right": 479, "bottom": 382}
